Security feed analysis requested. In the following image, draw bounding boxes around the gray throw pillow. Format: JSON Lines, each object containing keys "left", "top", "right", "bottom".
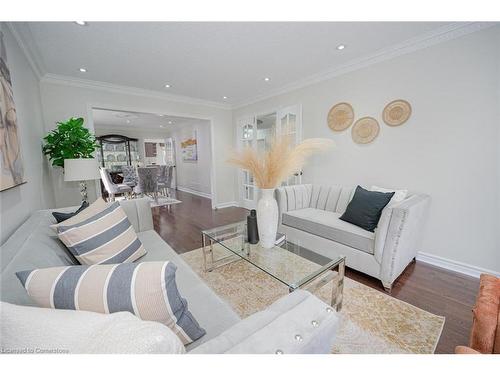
{"left": 16, "top": 261, "right": 206, "bottom": 345}
{"left": 339, "top": 185, "right": 395, "bottom": 232}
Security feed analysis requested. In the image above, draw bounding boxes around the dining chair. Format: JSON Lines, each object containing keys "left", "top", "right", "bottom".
{"left": 121, "top": 165, "right": 138, "bottom": 187}
{"left": 99, "top": 167, "right": 132, "bottom": 202}
{"left": 134, "top": 167, "right": 159, "bottom": 202}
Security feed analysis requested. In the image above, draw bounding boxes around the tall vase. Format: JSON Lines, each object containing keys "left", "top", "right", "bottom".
{"left": 256, "top": 188, "right": 278, "bottom": 249}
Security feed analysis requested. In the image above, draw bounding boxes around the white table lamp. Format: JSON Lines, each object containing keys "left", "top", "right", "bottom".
{"left": 64, "top": 158, "right": 100, "bottom": 202}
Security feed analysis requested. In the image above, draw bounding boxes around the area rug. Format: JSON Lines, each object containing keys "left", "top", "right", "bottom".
{"left": 148, "top": 197, "right": 181, "bottom": 208}
{"left": 181, "top": 246, "right": 445, "bottom": 354}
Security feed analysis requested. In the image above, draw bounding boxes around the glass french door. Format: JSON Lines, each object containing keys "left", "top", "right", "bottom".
{"left": 238, "top": 116, "right": 257, "bottom": 209}
{"left": 277, "top": 104, "right": 302, "bottom": 186}
{"left": 237, "top": 105, "right": 301, "bottom": 209}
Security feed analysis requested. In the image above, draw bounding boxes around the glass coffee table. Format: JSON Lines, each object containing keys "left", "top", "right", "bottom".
{"left": 201, "top": 221, "right": 345, "bottom": 311}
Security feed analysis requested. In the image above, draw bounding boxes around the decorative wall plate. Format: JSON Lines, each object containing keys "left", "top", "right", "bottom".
{"left": 352, "top": 117, "right": 380, "bottom": 144}
{"left": 327, "top": 102, "right": 354, "bottom": 131}
{"left": 383, "top": 99, "right": 412, "bottom": 126}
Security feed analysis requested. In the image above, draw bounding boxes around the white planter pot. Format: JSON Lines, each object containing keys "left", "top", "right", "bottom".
{"left": 256, "top": 188, "right": 278, "bottom": 249}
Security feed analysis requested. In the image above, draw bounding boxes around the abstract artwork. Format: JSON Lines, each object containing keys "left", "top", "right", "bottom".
{"left": 181, "top": 131, "right": 198, "bottom": 162}
{"left": 0, "top": 29, "right": 25, "bottom": 191}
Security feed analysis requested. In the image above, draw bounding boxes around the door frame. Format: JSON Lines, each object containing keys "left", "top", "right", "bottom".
{"left": 86, "top": 103, "right": 218, "bottom": 209}
{"left": 235, "top": 104, "right": 302, "bottom": 209}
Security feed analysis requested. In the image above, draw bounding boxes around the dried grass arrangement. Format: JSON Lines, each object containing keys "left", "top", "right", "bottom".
{"left": 228, "top": 135, "right": 333, "bottom": 189}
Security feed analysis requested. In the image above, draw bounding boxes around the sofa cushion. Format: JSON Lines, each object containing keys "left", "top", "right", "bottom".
{"left": 282, "top": 208, "right": 375, "bottom": 254}
{"left": 16, "top": 261, "right": 206, "bottom": 345}
{"left": 1, "top": 302, "right": 186, "bottom": 354}
{"left": 54, "top": 199, "right": 147, "bottom": 265}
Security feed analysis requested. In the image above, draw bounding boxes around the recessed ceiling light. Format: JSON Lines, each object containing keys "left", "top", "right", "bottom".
{"left": 126, "top": 120, "right": 131, "bottom": 124}
{"left": 75, "top": 21, "right": 87, "bottom": 26}
{"left": 157, "top": 114, "right": 165, "bottom": 117}
{"left": 164, "top": 84, "right": 171, "bottom": 88}
{"left": 263, "top": 77, "right": 270, "bottom": 82}
{"left": 79, "top": 68, "right": 87, "bottom": 73}
{"left": 223, "top": 96, "right": 228, "bottom": 100}
{"left": 168, "top": 121, "right": 173, "bottom": 124}
{"left": 336, "top": 44, "right": 346, "bottom": 50}
{"left": 160, "top": 125, "right": 166, "bottom": 128}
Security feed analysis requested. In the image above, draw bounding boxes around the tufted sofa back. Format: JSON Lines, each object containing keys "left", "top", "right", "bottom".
{"left": 275, "top": 184, "right": 355, "bottom": 221}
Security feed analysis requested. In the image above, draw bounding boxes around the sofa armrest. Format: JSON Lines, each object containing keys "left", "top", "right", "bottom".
{"left": 118, "top": 198, "right": 154, "bottom": 233}
{"left": 379, "top": 194, "right": 430, "bottom": 288}
{"left": 190, "top": 290, "right": 339, "bottom": 354}
{"left": 455, "top": 346, "right": 481, "bottom": 354}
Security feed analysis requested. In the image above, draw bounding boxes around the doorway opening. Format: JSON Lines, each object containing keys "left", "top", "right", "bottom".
{"left": 92, "top": 107, "right": 214, "bottom": 204}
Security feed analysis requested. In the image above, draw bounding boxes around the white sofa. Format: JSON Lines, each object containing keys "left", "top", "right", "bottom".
{"left": 0, "top": 198, "right": 339, "bottom": 354}
{"left": 275, "top": 184, "right": 430, "bottom": 291}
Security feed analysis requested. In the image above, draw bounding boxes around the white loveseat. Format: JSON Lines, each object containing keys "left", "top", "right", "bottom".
{"left": 275, "top": 184, "right": 430, "bottom": 291}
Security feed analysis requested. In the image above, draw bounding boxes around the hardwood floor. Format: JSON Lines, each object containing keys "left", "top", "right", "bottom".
{"left": 152, "top": 190, "right": 479, "bottom": 354}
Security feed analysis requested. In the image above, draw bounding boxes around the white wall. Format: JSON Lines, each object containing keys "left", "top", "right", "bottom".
{"left": 0, "top": 25, "right": 55, "bottom": 244}
{"left": 168, "top": 120, "right": 212, "bottom": 197}
{"left": 39, "top": 80, "right": 235, "bottom": 208}
{"left": 233, "top": 27, "right": 500, "bottom": 274}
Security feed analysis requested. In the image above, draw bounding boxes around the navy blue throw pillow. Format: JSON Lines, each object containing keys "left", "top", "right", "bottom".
{"left": 339, "top": 186, "right": 394, "bottom": 232}
{"left": 52, "top": 201, "right": 89, "bottom": 224}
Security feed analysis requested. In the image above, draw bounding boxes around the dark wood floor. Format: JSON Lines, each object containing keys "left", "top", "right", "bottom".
{"left": 152, "top": 190, "right": 479, "bottom": 354}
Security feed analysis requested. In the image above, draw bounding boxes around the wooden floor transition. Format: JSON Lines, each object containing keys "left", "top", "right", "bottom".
{"left": 152, "top": 190, "right": 479, "bottom": 354}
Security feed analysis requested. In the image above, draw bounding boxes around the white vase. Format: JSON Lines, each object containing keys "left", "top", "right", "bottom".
{"left": 256, "top": 188, "right": 279, "bottom": 249}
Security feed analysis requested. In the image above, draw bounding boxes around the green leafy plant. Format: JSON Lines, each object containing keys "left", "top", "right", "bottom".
{"left": 42, "top": 117, "right": 99, "bottom": 168}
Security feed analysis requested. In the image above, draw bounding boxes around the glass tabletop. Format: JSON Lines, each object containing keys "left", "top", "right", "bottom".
{"left": 202, "top": 221, "right": 345, "bottom": 290}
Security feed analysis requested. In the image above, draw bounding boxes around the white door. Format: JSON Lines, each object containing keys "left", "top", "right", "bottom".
{"left": 277, "top": 104, "right": 302, "bottom": 185}
{"left": 237, "top": 116, "right": 258, "bottom": 209}
{"left": 236, "top": 106, "right": 301, "bottom": 208}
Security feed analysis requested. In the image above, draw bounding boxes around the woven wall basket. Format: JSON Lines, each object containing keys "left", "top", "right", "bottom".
{"left": 352, "top": 117, "right": 380, "bottom": 144}
{"left": 327, "top": 102, "right": 354, "bottom": 131}
{"left": 383, "top": 99, "right": 412, "bottom": 126}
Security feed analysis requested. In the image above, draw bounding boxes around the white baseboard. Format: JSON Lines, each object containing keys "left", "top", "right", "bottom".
{"left": 214, "top": 201, "right": 239, "bottom": 209}
{"left": 176, "top": 186, "right": 212, "bottom": 199}
{"left": 416, "top": 251, "right": 500, "bottom": 278}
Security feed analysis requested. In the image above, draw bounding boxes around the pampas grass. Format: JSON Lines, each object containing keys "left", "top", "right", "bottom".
{"left": 228, "top": 135, "right": 333, "bottom": 189}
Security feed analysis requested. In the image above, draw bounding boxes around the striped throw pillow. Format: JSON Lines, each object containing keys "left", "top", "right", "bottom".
{"left": 53, "top": 198, "right": 147, "bottom": 265}
{"left": 16, "top": 261, "right": 206, "bottom": 345}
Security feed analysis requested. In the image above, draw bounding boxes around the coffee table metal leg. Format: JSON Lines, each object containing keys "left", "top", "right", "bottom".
{"left": 331, "top": 259, "right": 345, "bottom": 311}
{"left": 202, "top": 233, "right": 209, "bottom": 271}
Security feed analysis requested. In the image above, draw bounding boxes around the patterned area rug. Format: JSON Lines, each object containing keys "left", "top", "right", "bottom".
{"left": 181, "top": 246, "right": 445, "bottom": 354}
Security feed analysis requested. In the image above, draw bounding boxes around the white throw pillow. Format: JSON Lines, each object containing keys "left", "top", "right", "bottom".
{"left": 370, "top": 186, "right": 409, "bottom": 262}
{"left": 0, "top": 302, "right": 186, "bottom": 354}
{"left": 371, "top": 185, "right": 408, "bottom": 204}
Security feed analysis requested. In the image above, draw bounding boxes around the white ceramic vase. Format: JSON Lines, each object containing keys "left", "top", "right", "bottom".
{"left": 256, "top": 188, "right": 279, "bottom": 249}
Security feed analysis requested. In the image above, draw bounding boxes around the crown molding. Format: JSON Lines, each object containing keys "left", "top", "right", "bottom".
{"left": 233, "top": 22, "right": 496, "bottom": 109}
{"left": 5, "top": 22, "right": 46, "bottom": 79}
{"left": 7, "top": 21, "right": 496, "bottom": 111}
{"left": 41, "top": 73, "right": 232, "bottom": 110}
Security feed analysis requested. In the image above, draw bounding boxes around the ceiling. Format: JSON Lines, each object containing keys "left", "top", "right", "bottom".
{"left": 92, "top": 108, "right": 206, "bottom": 130}
{"left": 16, "top": 22, "right": 475, "bottom": 105}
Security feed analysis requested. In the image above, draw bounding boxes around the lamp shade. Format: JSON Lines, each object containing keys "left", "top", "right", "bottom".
{"left": 64, "top": 158, "right": 100, "bottom": 181}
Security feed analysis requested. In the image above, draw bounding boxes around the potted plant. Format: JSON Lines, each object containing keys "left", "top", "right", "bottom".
{"left": 42, "top": 117, "right": 99, "bottom": 168}
{"left": 228, "top": 134, "right": 333, "bottom": 248}
{"left": 42, "top": 117, "right": 100, "bottom": 202}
